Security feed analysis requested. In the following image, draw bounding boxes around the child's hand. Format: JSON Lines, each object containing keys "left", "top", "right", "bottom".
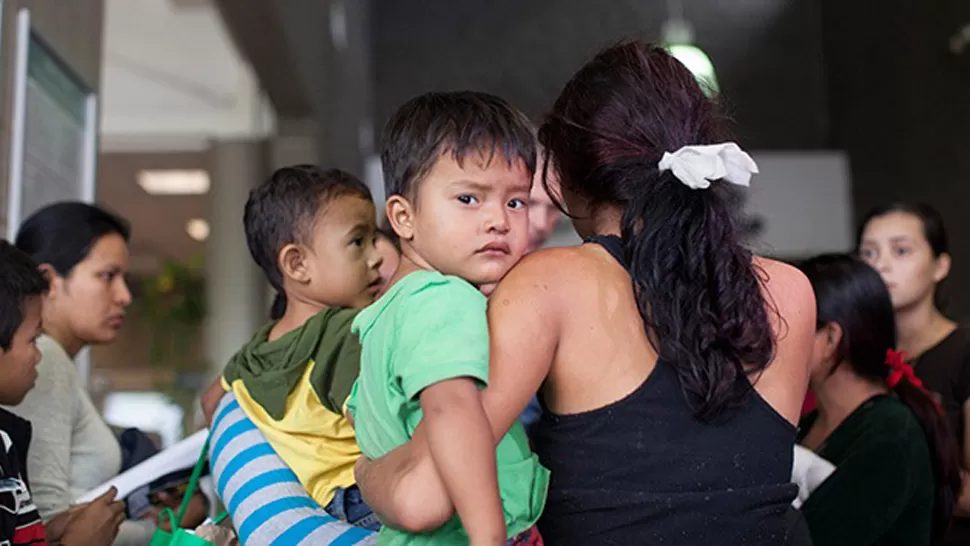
{"left": 143, "top": 491, "right": 208, "bottom": 531}
{"left": 201, "top": 379, "right": 225, "bottom": 426}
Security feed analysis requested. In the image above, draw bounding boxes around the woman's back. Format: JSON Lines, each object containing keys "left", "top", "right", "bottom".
{"left": 513, "top": 236, "right": 814, "bottom": 544}
{"left": 480, "top": 41, "right": 815, "bottom": 544}
{"left": 534, "top": 356, "right": 800, "bottom": 544}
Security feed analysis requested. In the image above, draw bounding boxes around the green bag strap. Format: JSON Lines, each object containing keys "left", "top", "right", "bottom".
{"left": 159, "top": 507, "right": 178, "bottom": 529}
{"left": 172, "top": 435, "right": 211, "bottom": 528}
{"left": 210, "top": 511, "right": 229, "bottom": 525}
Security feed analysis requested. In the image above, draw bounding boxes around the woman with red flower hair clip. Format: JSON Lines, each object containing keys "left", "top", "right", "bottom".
{"left": 858, "top": 202, "right": 970, "bottom": 544}
{"left": 797, "top": 253, "right": 962, "bottom": 546}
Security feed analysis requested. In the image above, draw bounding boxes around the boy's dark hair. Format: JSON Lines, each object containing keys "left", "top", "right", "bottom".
{"left": 15, "top": 202, "right": 130, "bottom": 277}
{"left": 0, "top": 240, "right": 48, "bottom": 350}
{"left": 244, "top": 165, "right": 372, "bottom": 319}
{"left": 381, "top": 91, "right": 537, "bottom": 200}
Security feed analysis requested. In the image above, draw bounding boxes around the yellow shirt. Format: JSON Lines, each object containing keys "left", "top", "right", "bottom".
{"left": 223, "top": 361, "right": 360, "bottom": 506}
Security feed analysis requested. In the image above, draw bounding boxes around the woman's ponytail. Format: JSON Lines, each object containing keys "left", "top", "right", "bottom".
{"left": 886, "top": 351, "right": 962, "bottom": 545}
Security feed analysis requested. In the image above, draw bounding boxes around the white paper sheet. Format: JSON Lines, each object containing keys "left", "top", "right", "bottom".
{"left": 791, "top": 444, "right": 836, "bottom": 509}
{"left": 76, "top": 429, "right": 208, "bottom": 504}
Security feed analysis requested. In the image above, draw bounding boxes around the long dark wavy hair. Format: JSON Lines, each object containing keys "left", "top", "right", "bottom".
{"left": 799, "top": 254, "right": 962, "bottom": 544}
{"left": 538, "top": 41, "right": 775, "bottom": 421}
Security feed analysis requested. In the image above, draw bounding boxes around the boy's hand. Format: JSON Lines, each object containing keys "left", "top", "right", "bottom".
{"left": 142, "top": 491, "right": 208, "bottom": 531}
{"left": 420, "top": 378, "right": 506, "bottom": 542}
{"left": 201, "top": 379, "right": 225, "bottom": 426}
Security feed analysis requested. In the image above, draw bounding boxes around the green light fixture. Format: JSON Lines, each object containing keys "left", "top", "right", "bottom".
{"left": 662, "top": 2, "right": 719, "bottom": 97}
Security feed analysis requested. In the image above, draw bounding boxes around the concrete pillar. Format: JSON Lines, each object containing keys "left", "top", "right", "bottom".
{"left": 204, "top": 139, "right": 267, "bottom": 375}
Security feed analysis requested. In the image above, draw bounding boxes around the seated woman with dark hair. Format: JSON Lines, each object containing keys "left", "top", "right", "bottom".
{"left": 797, "top": 254, "right": 963, "bottom": 546}
{"left": 8, "top": 202, "right": 206, "bottom": 545}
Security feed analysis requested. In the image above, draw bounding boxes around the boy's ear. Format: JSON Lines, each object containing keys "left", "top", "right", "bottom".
{"left": 278, "top": 244, "right": 311, "bottom": 285}
{"left": 386, "top": 195, "right": 415, "bottom": 241}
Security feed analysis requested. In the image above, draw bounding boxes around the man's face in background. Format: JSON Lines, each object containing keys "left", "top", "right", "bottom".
{"left": 526, "top": 177, "right": 562, "bottom": 254}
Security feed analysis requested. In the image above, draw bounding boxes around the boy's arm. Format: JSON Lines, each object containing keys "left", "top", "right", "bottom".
{"left": 355, "top": 424, "right": 452, "bottom": 532}
{"left": 419, "top": 378, "right": 505, "bottom": 545}
{"left": 357, "top": 265, "right": 562, "bottom": 533}
{"left": 201, "top": 378, "right": 226, "bottom": 426}
{"left": 361, "top": 277, "right": 502, "bottom": 537}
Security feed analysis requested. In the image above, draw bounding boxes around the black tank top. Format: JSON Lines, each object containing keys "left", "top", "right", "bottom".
{"left": 532, "top": 235, "right": 801, "bottom": 545}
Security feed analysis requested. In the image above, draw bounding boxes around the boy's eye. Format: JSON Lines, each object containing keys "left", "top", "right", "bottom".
{"left": 457, "top": 195, "right": 478, "bottom": 205}
{"left": 351, "top": 237, "right": 364, "bottom": 246}
{"left": 508, "top": 199, "right": 527, "bottom": 210}
{"left": 893, "top": 247, "right": 910, "bottom": 257}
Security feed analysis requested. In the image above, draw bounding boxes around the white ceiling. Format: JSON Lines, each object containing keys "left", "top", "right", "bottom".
{"left": 100, "top": 0, "right": 274, "bottom": 150}
{"left": 96, "top": 0, "right": 276, "bottom": 275}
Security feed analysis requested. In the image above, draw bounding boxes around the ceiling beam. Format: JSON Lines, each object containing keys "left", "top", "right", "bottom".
{"left": 212, "top": 0, "right": 314, "bottom": 117}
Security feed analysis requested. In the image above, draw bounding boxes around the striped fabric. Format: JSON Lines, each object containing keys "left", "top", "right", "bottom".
{"left": 210, "top": 392, "right": 378, "bottom": 545}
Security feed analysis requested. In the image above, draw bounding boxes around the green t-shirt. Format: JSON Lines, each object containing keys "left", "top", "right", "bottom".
{"left": 347, "top": 270, "right": 548, "bottom": 545}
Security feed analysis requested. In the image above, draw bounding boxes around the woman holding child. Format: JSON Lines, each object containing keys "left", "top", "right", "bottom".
{"left": 206, "top": 40, "right": 817, "bottom": 544}
{"left": 355, "top": 40, "right": 816, "bottom": 545}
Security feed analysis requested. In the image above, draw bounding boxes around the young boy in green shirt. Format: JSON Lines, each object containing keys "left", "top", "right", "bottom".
{"left": 346, "top": 92, "right": 549, "bottom": 545}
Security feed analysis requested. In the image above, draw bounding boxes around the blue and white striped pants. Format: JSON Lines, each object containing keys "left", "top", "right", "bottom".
{"left": 210, "top": 392, "right": 378, "bottom": 545}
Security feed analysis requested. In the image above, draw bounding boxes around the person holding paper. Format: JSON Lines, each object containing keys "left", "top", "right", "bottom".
{"left": 7, "top": 203, "right": 206, "bottom": 545}
{"left": 0, "top": 240, "right": 126, "bottom": 545}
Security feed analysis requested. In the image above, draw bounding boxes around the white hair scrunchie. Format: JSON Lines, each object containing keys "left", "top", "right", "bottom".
{"left": 657, "top": 142, "right": 759, "bottom": 190}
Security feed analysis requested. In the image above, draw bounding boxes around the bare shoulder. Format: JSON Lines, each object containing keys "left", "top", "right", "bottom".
{"left": 756, "top": 257, "right": 810, "bottom": 293}
{"left": 491, "top": 245, "right": 610, "bottom": 313}
{"left": 750, "top": 258, "right": 816, "bottom": 422}
{"left": 754, "top": 257, "right": 817, "bottom": 360}
{"left": 756, "top": 258, "right": 815, "bottom": 319}
{"left": 497, "top": 245, "right": 613, "bottom": 293}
